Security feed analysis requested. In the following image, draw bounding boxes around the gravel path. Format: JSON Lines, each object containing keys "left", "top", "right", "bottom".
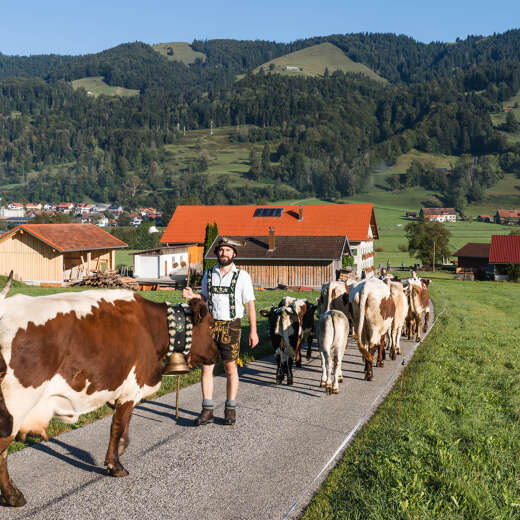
{"left": 2, "top": 303, "right": 433, "bottom": 520}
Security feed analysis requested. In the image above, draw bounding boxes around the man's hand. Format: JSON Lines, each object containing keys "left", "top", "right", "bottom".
{"left": 183, "top": 287, "right": 197, "bottom": 300}
{"left": 249, "top": 330, "right": 259, "bottom": 349}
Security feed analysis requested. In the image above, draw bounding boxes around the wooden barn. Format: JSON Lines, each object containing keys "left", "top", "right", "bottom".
{"left": 453, "top": 243, "right": 491, "bottom": 279}
{"left": 161, "top": 204, "right": 379, "bottom": 280}
{"left": 205, "top": 233, "right": 349, "bottom": 288}
{"left": 0, "top": 223, "right": 127, "bottom": 285}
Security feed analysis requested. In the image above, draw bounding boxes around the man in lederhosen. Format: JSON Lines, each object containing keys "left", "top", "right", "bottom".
{"left": 183, "top": 237, "right": 258, "bottom": 426}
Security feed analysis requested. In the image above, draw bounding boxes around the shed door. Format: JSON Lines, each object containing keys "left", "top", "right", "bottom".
{"left": 137, "top": 256, "right": 159, "bottom": 278}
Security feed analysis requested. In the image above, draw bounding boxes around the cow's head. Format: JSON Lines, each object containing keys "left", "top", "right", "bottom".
{"left": 260, "top": 305, "right": 281, "bottom": 349}
{"left": 421, "top": 279, "right": 431, "bottom": 288}
{"left": 186, "top": 298, "right": 219, "bottom": 368}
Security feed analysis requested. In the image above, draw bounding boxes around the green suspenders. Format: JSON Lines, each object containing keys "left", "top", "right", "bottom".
{"left": 206, "top": 268, "right": 241, "bottom": 319}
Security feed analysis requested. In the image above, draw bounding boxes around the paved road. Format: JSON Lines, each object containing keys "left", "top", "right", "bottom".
{"left": 3, "top": 303, "right": 433, "bottom": 520}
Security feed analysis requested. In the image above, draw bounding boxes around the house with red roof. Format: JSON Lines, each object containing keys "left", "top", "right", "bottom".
{"left": 489, "top": 234, "right": 520, "bottom": 280}
{"left": 161, "top": 204, "right": 379, "bottom": 284}
{"left": 494, "top": 209, "right": 520, "bottom": 225}
{"left": 420, "top": 207, "right": 456, "bottom": 222}
{"left": 0, "top": 223, "right": 127, "bottom": 285}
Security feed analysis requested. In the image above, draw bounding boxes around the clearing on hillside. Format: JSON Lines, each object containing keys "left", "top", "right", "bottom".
{"left": 71, "top": 77, "right": 139, "bottom": 97}
{"left": 152, "top": 42, "right": 206, "bottom": 64}
{"left": 253, "top": 42, "right": 386, "bottom": 82}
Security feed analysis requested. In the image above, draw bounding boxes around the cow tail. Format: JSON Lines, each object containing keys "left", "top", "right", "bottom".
{"left": 0, "top": 271, "right": 13, "bottom": 300}
{"left": 356, "top": 287, "right": 373, "bottom": 363}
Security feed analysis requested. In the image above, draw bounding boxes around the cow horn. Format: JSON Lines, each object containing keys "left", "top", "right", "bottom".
{"left": 0, "top": 271, "right": 13, "bottom": 299}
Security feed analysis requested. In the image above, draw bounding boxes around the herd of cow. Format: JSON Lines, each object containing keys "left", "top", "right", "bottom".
{"left": 0, "top": 272, "right": 429, "bottom": 508}
{"left": 260, "top": 275, "right": 430, "bottom": 394}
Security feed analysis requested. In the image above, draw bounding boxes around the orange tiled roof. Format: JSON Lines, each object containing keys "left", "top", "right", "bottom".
{"left": 160, "top": 204, "right": 378, "bottom": 244}
{"left": 0, "top": 223, "right": 127, "bottom": 252}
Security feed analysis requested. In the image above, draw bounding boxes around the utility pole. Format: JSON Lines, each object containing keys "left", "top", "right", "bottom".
{"left": 432, "top": 240, "right": 436, "bottom": 272}
{"left": 210, "top": 120, "right": 213, "bottom": 136}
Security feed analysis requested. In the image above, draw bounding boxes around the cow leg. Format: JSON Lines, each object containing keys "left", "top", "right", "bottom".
{"left": 332, "top": 355, "right": 340, "bottom": 394}
{"left": 319, "top": 350, "right": 327, "bottom": 388}
{"left": 295, "top": 343, "right": 302, "bottom": 368}
{"left": 287, "top": 358, "right": 294, "bottom": 386}
{"left": 326, "top": 352, "right": 334, "bottom": 395}
{"left": 364, "top": 358, "right": 374, "bottom": 381}
{"left": 306, "top": 334, "right": 313, "bottom": 361}
{"left": 118, "top": 420, "right": 130, "bottom": 457}
{"left": 275, "top": 353, "right": 283, "bottom": 384}
{"left": 376, "top": 340, "right": 385, "bottom": 368}
{"left": 423, "top": 311, "right": 430, "bottom": 333}
{"left": 0, "top": 437, "right": 25, "bottom": 507}
{"left": 105, "top": 400, "right": 134, "bottom": 477}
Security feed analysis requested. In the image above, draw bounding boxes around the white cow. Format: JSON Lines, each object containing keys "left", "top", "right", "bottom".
{"left": 318, "top": 310, "right": 349, "bottom": 394}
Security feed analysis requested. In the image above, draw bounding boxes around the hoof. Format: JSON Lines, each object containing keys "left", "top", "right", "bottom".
{"left": 106, "top": 463, "right": 129, "bottom": 477}
{"left": 2, "top": 490, "right": 26, "bottom": 508}
{"left": 376, "top": 361, "right": 384, "bottom": 368}
{"left": 326, "top": 385, "right": 332, "bottom": 395}
{"left": 306, "top": 354, "right": 312, "bottom": 361}
{"left": 332, "top": 387, "right": 339, "bottom": 394}
{"left": 320, "top": 381, "right": 326, "bottom": 387}
{"left": 295, "top": 360, "right": 302, "bottom": 368}
{"left": 365, "top": 373, "right": 374, "bottom": 381}
{"left": 390, "top": 351, "right": 396, "bottom": 361}
{"left": 338, "top": 376, "right": 343, "bottom": 383}
{"left": 275, "top": 379, "right": 283, "bottom": 385}
{"left": 287, "top": 378, "right": 293, "bottom": 386}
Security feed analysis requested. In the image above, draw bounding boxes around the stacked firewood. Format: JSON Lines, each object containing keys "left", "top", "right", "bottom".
{"left": 71, "top": 270, "right": 138, "bottom": 290}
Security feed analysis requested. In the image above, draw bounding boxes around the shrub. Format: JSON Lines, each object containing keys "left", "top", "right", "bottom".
{"left": 375, "top": 246, "right": 384, "bottom": 252}
{"left": 398, "top": 243, "right": 409, "bottom": 252}
{"left": 342, "top": 255, "right": 354, "bottom": 268}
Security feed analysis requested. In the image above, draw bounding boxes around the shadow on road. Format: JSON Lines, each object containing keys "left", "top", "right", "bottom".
{"left": 31, "top": 438, "right": 105, "bottom": 475}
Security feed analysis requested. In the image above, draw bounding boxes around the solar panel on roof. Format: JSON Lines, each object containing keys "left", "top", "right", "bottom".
{"left": 253, "top": 208, "right": 284, "bottom": 218}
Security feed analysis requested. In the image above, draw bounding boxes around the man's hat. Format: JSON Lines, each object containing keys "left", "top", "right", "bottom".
{"left": 213, "top": 237, "right": 244, "bottom": 256}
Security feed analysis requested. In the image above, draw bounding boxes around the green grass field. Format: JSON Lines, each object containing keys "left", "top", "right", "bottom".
{"left": 71, "top": 77, "right": 139, "bottom": 97}
{"left": 152, "top": 42, "right": 206, "bottom": 64}
{"left": 302, "top": 279, "right": 520, "bottom": 520}
{"left": 253, "top": 42, "right": 386, "bottom": 82}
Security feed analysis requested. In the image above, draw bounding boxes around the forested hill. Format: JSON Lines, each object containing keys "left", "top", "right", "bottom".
{"left": 2, "top": 30, "right": 520, "bottom": 217}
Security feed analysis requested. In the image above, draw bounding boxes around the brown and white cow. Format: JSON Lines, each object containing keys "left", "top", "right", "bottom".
{"left": 356, "top": 278, "right": 395, "bottom": 381}
{"left": 407, "top": 279, "right": 430, "bottom": 342}
{"left": 0, "top": 276, "right": 218, "bottom": 507}
{"left": 318, "top": 310, "right": 349, "bottom": 394}
{"left": 260, "top": 299, "right": 316, "bottom": 384}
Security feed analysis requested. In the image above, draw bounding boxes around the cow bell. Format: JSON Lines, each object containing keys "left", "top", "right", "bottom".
{"left": 163, "top": 352, "right": 190, "bottom": 375}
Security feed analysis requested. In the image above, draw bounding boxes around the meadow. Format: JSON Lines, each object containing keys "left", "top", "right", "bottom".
{"left": 71, "top": 77, "right": 139, "bottom": 97}
{"left": 302, "top": 278, "right": 520, "bottom": 520}
{"left": 252, "top": 42, "right": 386, "bottom": 82}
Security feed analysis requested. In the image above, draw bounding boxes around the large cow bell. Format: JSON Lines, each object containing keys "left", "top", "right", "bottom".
{"left": 163, "top": 352, "right": 190, "bottom": 375}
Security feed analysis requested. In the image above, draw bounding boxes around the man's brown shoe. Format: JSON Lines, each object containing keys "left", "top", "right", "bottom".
{"left": 223, "top": 407, "right": 236, "bottom": 425}
{"left": 194, "top": 408, "right": 214, "bottom": 426}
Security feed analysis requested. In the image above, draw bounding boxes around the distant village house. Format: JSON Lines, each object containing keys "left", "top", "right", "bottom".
{"left": 420, "top": 207, "right": 456, "bottom": 223}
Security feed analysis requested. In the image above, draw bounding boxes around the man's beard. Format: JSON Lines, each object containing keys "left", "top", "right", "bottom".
{"left": 218, "top": 257, "right": 233, "bottom": 266}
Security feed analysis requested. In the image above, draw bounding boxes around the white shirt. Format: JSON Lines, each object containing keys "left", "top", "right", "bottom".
{"left": 200, "top": 264, "right": 255, "bottom": 320}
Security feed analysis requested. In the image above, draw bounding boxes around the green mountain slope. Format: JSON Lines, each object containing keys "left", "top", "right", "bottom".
{"left": 152, "top": 42, "right": 206, "bottom": 65}
{"left": 253, "top": 42, "right": 386, "bottom": 81}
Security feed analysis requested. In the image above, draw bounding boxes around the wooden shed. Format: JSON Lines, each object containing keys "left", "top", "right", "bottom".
{"left": 205, "top": 234, "right": 349, "bottom": 289}
{"left": 0, "top": 223, "right": 127, "bottom": 285}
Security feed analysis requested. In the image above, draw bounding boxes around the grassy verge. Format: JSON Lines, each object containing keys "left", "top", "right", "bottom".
{"left": 302, "top": 279, "right": 520, "bottom": 520}
{"left": 6, "top": 286, "right": 319, "bottom": 453}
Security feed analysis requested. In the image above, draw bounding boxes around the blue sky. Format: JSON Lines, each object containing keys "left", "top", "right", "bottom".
{"left": 2, "top": 0, "right": 519, "bottom": 56}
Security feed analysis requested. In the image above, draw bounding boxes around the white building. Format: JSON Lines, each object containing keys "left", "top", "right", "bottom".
{"left": 132, "top": 247, "right": 189, "bottom": 279}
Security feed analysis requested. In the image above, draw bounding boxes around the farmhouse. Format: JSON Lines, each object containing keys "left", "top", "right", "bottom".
{"left": 494, "top": 209, "right": 520, "bottom": 225}
{"left": 161, "top": 204, "right": 379, "bottom": 281}
{"left": 453, "top": 243, "right": 491, "bottom": 278}
{"left": 205, "top": 233, "right": 349, "bottom": 288}
{"left": 489, "top": 234, "right": 520, "bottom": 280}
{"left": 420, "top": 207, "right": 456, "bottom": 222}
{"left": 478, "top": 215, "right": 492, "bottom": 223}
{"left": 0, "top": 223, "right": 127, "bottom": 285}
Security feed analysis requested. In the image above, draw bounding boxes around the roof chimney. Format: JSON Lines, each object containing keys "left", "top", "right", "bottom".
{"left": 268, "top": 227, "right": 275, "bottom": 251}
{"left": 298, "top": 205, "right": 303, "bottom": 222}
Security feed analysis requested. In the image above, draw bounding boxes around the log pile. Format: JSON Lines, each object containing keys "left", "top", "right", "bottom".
{"left": 71, "top": 270, "right": 138, "bottom": 290}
